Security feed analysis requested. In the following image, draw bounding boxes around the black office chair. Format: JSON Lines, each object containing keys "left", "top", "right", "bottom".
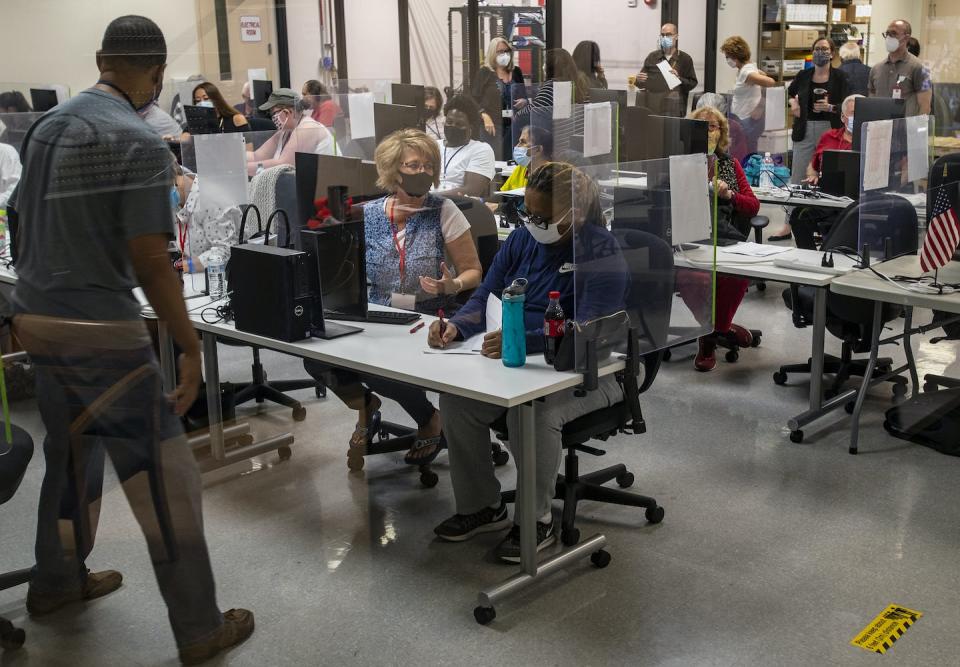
{"left": 499, "top": 229, "right": 670, "bottom": 546}
{"left": 0, "top": 420, "right": 35, "bottom": 650}
{"left": 774, "top": 194, "right": 916, "bottom": 441}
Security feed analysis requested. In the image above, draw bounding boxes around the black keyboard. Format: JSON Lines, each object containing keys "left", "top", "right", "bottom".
{"left": 365, "top": 311, "right": 421, "bottom": 325}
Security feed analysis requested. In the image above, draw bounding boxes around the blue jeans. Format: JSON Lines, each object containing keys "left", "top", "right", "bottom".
{"left": 19, "top": 316, "right": 223, "bottom": 648}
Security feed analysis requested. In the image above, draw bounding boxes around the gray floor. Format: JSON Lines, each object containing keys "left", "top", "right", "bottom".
{"left": 3, "top": 219, "right": 960, "bottom": 665}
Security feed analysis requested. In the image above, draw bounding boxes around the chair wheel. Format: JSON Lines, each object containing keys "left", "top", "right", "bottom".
{"left": 0, "top": 619, "right": 25, "bottom": 649}
{"left": 561, "top": 527, "right": 581, "bottom": 546}
{"left": 277, "top": 445, "right": 292, "bottom": 461}
{"left": 474, "top": 605, "right": 496, "bottom": 625}
{"left": 491, "top": 443, "right": 510, "bottom": 466}
{"left": 315, "top": 385, "right": 327, "bottom": 398}
{"left": 725, "top": 350, "right": 739, "bottom": 363}
{"left": 756, "top": 282, "right": 766, "bottom": 292}
{"left": 590, "top": 549, "right": 612, "bottom": 568}
{"left": 234, "top": 434, "right": 254, "bottom": 447}
{"left": 844, "top": 401, "right": 855, "bottom": 415}
{"left": 645, "top": 505, "right": 665, "bottom": 524}
{"left": 419, "top": 469, "right": 439, "bottom": 488}
{"left": 616, "top": 471, "right": 634, "bottom": 488}
{"left": 773, "top": 371, "right": 787, "bottom": 385}
{"left": 750, "top": 334, "right": 761, "bottom": 348}
{"left": 789, "top": 430, "right": 804, "bottom": 444}
{"left": 892, "top": 383, "right": 908, "bottom": 399}
{"left": 924, "top": 382, "right": 938, "bottom": 392}
{"left": 347, "top": 451, "right": 365, "bottom": 471}
{"left": 663, "top": 349, "right": 672, "bottom": 362}
{"left": 292, "top": 406, "right": 307, "bottom": 421}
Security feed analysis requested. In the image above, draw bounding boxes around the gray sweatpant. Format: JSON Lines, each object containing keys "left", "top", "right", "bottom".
{"left": 439, "top": 375, "right": 623, "bottom": 525}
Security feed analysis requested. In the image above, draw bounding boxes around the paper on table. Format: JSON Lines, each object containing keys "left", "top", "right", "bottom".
{"left": 583, "top": 102, "right": 613, "bottom": 158}
{"left": 722, "top": 242, "right": 791, "bottom": 257}
{"left": 905, "top": 115, "right": 930, "bottom": 183}
{"left": 668, "top": 153, "right": 710, "bottom": 245}
{"left": 553, "top": 81, "right": 573, "bottom": 119}
{"left": 862, "top": 119, "right": 893, "bottom": 191}
{"left": 656, "top": 60, "right": 683, "bottom": 90}
{"left": 349, "top": 92, "right": 376, "bottom": 139}
{"left": 764, "top": 85, "right": 786, "bottom": 131}
{"left": 424, "top": 294, "right": 502, "bottom": 354}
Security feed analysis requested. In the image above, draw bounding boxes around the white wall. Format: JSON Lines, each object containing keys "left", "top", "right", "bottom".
{"left": 285, "top": 0, "right": 326, "bottom": 89}
{"left": 678, "top": 0, "right": 707, "bottom": 94}
{"left": 715, "top": 0, "right": 760, "bottom": 95}
{"left": 343, "top": 0, "right": 401, "bottom": 83}
{"left": 0, "top": 0, "right": 201, "bottom": 98}
{"left": 866, "top": 0, "right": 926, "bottom": 65}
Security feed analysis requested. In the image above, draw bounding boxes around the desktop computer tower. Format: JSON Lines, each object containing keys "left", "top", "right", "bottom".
{"left": 229, "top": 244, "right": 315, "bottom": 342}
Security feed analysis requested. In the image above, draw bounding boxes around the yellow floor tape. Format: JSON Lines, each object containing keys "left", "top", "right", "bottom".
{"left": 850, "top": 604, "right": 923, "bottom": 654}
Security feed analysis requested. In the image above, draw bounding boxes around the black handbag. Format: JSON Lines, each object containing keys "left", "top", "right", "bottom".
{"left": 552, "top": 310, "right": 630, "bottom": 372}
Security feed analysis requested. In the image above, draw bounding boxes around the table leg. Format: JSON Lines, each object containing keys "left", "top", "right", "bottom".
{"left": 809, "top": 287, "right": 827, "bottom": 412}
{"left": 902, "top": 307, "right": 919, "bottom": 396}
{"left": 848, "top": 301, "right": 883, "bottom": 455}
{"left": 201, "top": 331, "right": 225, "bottom": 461}
{"left": 158, "top": 321, "right": 176, "bottom": 394}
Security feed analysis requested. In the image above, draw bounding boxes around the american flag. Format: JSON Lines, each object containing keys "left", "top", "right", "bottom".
{"left": 920, "top": 186, "right": 960, "bottom": 273}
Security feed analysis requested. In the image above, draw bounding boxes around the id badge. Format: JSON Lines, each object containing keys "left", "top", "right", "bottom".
{"left": 390, "top": 292, "right": 416, "bottom": 311}
{"left": 502, "top": 109, "right": 513, "bottom": 119}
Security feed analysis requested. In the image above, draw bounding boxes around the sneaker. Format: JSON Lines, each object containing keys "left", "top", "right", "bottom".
{"left": 434, "top": 502, "right": 511, "bottom": 542}
{"left": 728, "top": 323, "right": 754, "bottom": 348}
{"left": 494, "top": 520, "right": 557, "bottom": 563}
{"left": 694, "top": 337, "right": 717, "bottom": 372}
{"left": 179, "top": 608, "right": 255, "bottom": 665}
{"left": 26, "top": 569, "right": 123, "bottom": 616}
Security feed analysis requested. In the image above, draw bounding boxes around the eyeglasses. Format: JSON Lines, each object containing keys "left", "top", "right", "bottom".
{"left": 813, "top": 47, "right": 832, "bottom": 54}
{"left": 518, "top": 208, "right": 571, "bottom": 230}
{"left": 400, "top": 161, "right": 435, "bottom": 173}
{"left": 707, "top": 123, "right": 721, "bottom": 131}
{"left": 882, "top": 31, "right": 903, "bottom": 39}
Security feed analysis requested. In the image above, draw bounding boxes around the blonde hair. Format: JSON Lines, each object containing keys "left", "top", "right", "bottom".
{"left": 374, "top": 128, "right": 441, "bottom": 192}
{"left": 690, "top": 106, "right": 730, "bottom": 154}
{"left": 485, "top": 37, "right": 512, "bottom": 71}
{"left": 721, "top": 36, "right": 751, "bottom": 64}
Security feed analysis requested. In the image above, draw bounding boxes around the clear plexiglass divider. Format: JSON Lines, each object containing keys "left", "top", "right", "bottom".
{"left": 858, "top": 115, "right": 933, "bottom": 263}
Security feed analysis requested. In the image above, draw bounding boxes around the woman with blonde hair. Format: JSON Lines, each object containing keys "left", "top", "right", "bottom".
{"left": 470, "top": 36, "right": 525, "bottom": 159}
{"left": 303, "top": 128, "right": 482, "bottom": 465}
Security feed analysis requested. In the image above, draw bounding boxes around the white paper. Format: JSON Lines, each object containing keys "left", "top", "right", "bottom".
{"left": 656, "top": 60, "right": 683, "bottom": 91}
{"left": 668, "top": 153, "right": 711, "bottom": 245}
{"left": 764, "top": 86, "right": 786, "bottom": 131}
{"left": 906, "top": 115, "right": 930, "bottom": 184}
{"left": 722, "top": 242, "right": 791, "bottom": 257}
{"left": 553, "top": 81, "right": 572, "bottom": 120}
{"left": 424, "top": 294, "right": 501, "bottom": 355}
{"left": 247, "top": 68, "right": 268, "bottom": 88}
{"left": 348, "top": 92, "right": 376, "bottom": 139}
{"left": 583, "top": 102, "right": 613, "bottom": 158}
{"left": 862, "top": 119, "right": 893, "bottom": 192}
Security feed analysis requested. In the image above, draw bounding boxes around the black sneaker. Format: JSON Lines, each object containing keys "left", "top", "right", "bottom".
{"left": 434, "top": 502, "right": 511, "bottom": 542}
{"left": 494, "top": 520, "right": 556, "bottom": 563}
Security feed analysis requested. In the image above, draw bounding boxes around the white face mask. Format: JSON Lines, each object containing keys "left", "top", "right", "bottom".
{"left": 885, "top": 35, "right": 901, "bottom": 53}
{"left": 196, "top": 99, "right": 214, "bottom": 108}
{"left": 496, "top": 52, "right": 512, "bottom": 68}
{"left": 524, "top": 210, "right": 571, "bottom": 245}
{"left": 726, "top": 57, "right": 739, "bottom": 69}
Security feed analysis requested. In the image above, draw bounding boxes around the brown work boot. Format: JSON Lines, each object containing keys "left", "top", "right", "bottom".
{"left": 179, "top": 608, "right": 255, "bottom": 665}
{"left": 26, "top": 569, "right": 123, "bottom": 616}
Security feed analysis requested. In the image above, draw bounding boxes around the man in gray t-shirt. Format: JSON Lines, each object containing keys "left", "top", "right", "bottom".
{"left": 9, "top": 14, "right": 253, "bottom": 664}
{"left": 868, "top": 19, "right": 932, "bottom": 117}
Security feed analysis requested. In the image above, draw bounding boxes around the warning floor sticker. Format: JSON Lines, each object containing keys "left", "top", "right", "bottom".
{"left": 851, "top": 604, "right": 923, "bottom": 654}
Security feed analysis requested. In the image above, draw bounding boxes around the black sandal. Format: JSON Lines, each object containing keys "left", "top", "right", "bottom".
{"left": 404, "top": 433, "right": 446, "bottom": 465}
{"left": 349, "top": 396, "right": 382, "bottom": 449}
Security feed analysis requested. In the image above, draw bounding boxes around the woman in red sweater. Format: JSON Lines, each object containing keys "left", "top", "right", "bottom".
{"left": 680, "top": 105, "right": 761, "bottom": 372}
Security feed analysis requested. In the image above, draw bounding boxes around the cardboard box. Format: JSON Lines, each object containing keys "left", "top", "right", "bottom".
{"left": 848, "top": 4, "right": 872, "bottom": 22}
{"left": 783, "top": 59, "right": 807, "bottom": 73}
{"left": 762, "top": 31, "right": 782, "bottom": 48}
{"left": 784, "top": 29, "right": 820, "bottom": 49}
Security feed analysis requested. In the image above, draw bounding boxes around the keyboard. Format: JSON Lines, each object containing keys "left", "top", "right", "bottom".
{"left": 366, "top": 310, "right": 421, "bottom": 325}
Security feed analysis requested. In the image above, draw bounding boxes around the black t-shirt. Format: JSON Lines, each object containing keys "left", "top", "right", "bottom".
{"left": 807, "top": 73, "right": 833, "bottom": 122}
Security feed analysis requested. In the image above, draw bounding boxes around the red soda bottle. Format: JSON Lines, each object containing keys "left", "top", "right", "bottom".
{"left": 543, "top": 291, "right": 565, "bottom": 365}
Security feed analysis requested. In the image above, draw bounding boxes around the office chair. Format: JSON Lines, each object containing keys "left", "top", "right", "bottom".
{"left": 774, "top": 194, "right": 916, "bottom": 442}
{"left": 499, "top": 230, "right": 670, "bottom": 546}
{"left": 0, "top": 417, "right": 34, "bottom": 650}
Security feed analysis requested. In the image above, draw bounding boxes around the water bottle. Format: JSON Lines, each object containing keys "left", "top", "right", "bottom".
{"left": 543, "top": 291, "right": 566, "bottom": 365}
{"left": 759, "top": 152, "right": 775, "bottom": 190}
{"left": 206, "top": 248, "right": 228, "bottom": 299}
{"left": 501, "top": 278, "right": 528, "bottom": 368}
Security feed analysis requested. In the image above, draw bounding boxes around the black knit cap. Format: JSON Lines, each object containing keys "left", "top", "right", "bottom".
{"left": 100, "top": 15, "right": 167, "bottom": 68}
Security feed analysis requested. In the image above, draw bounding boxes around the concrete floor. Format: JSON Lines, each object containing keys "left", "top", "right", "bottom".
{"left": 2, "top": 216, "right": 960, "bottom": 666}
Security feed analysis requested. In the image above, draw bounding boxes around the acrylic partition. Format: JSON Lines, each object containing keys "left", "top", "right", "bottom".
{"left": 0, "top": 112, "right": 43, "bottom": 155}
{"left": 508, "top": 99, "right": 619, "bottom": 174}
{"left": 565, "top": 158, "right": 715, "bottom": 372}
{"left": 858, "top": 116, "right": 932, "bottom": 263}
{"left": 713, "top": 84, "right": 790, "bottom": 178}
{"left": 925, "top": 11, "right": 960, "bottom": 140}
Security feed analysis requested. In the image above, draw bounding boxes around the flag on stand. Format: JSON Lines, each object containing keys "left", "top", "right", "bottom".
{"left": 920, "top": 186, "right": 960, "bottom": 273}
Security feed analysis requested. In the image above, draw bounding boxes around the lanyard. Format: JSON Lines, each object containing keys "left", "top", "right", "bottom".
{"left": 96, "top": 79, "right": 138, "bottom": 112}
{"left": 443, "top": 144, "right": 467, "bottom": 178}
{"left": 387, "top": 197, "right": 407, "bottom": 283}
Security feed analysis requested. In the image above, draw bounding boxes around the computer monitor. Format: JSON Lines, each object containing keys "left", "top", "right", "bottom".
{"left": 391, "top": 83, "right": 425, "bottom": 110}
{"left": 183, "top": 105, "right": 218, "bottom": 134}
{"left": 852, "top": 97, "right": 905, "bottom": 152}
{"left": 374, "top": 102, "right": 422, "bottom": 143}
{"left": 295, "top": 152, "right": 384, "bottom": 244}
{"left": 819, "top": 149, "right": 860, "bottom": 199}
{"left": 622, "top": 114, "right": 708, "bottom": 162}
{"left": 252, "top": 79, "right": 273, "bottom": 118}
{"left": 589, "top": 88, "right": 627, "bottom": 116}
{"left": 301, "top": 222, "right": 368, "bottom": 320}
{"left": 29, "top": 88, "right": 59, "bottom": 112}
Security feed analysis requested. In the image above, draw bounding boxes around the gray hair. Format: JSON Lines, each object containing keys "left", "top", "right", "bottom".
{"left": 842, "top": 93, "right": 865, "bottom": 116}
{"left": 838, "top": 41, "right": 861, "bottom": 61}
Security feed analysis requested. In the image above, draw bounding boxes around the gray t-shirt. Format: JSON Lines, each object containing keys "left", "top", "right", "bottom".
{"left": 868, "top": 52, "right": 932, "bottom": 117}
{"left": 11, "top": 88, "right": 175, "bottom": 320}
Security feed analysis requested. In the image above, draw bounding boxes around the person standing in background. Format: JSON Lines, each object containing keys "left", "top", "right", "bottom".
{"left": 573, "top": 41, "right": 608, "bottom": 90}
{"left": 868, "top": 19, "right": 932, "bottom": 116}
{"left": 637, "top": 23, "right": 699, "bottom": 116}
{"left": 471, "top": 37, "right": 525, "bottom": 160}
{"left": 721, "top": 35, "right": 777, "bottom": 153}
{"left": 838, "top": 40, "right": 870, "bottom": 96}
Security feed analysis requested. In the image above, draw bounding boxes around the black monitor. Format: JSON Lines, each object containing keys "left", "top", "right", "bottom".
{"left": 852, "top": 97, "right": 905, "bottom": 152}
{"left": 374, "top": 102, "right": 421, "bottom": 143}
{"left": 819, "top": 149, "right": 861, "bottom": 199}
{"left": 301, "top": 222, "right": 368, "bottom": 320}
{"left": 391, "top": 83, "right": 425, "bottom": 110}
{"left": 29, "top": 88, "right": 58, "bottom": 112}
{"left": 622, "top": 114, "right": 708, "bottom": 162}
{"left": 252, "top": 79, "right": 274, "bottom": 118}
{"left": 589, "top": 88, "right": 627, "bottom": 118}
{"left": 183, "top": 104, "right": 218, "bottom": 134}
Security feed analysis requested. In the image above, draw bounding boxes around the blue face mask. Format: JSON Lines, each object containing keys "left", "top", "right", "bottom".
{"left": 513, "top": 145, "right": 532, "bottom": 167}
{"left": 845, "top": 116, "right": 855, "bottom": 133}
{"left": 170, "top": 185, "right": 181, "bottom": 210}
{"left": 660, "top": 36, "right": 674, "bottom": 50}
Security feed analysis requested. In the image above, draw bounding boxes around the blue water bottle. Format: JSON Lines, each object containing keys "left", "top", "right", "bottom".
{"left": 501, "top": 278, "right": 528, "bottom": 368}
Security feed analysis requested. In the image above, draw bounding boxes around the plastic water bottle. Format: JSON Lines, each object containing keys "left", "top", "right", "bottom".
{"left": 206, "top": 248, "right": 228, "bottom": 299}
{"left": 759, "top": 152, "right": 775, "bottom": 190}
{"left": 501, "top": 278, "right": 529, "bottom": 368}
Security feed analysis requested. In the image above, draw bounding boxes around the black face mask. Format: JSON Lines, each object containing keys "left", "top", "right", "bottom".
{"left": 424, "top": 106, "right": 439, "bottom": 119}
{"left": 399, "top": 171, "right": 434, "bottom": 198}
{"left": 444, "top": 125, "right": 469, "bottom": 147}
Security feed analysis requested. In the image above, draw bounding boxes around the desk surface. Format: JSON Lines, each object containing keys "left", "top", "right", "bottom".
{"left": 755, "top": 189, "right": 852, "bottom": 210}
{"left": 676, "top": 244, "right": 858, "bottom": 287}
{"left": 831, "top": 254, "right": 960, "bottom": 313}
